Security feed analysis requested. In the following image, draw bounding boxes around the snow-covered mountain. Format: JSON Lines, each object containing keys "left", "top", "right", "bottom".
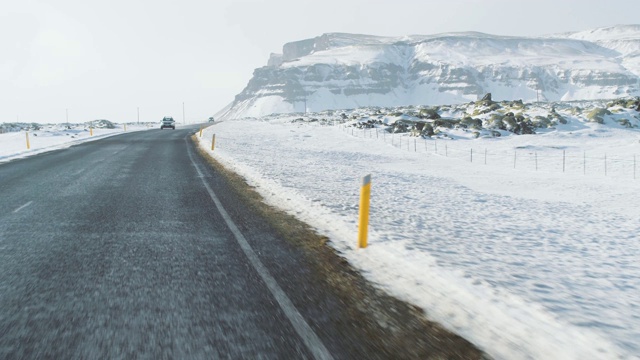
{"left": 217, "top": 25, "right": 640, "bottom": 120}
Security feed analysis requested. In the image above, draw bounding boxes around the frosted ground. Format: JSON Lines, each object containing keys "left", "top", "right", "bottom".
{"left": 199, "top": 101, "right": 640, "bottom": 359}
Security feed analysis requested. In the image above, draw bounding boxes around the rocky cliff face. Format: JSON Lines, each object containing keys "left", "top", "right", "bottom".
{"left": 217, "top": 26, "right": 640, "bottom": 120}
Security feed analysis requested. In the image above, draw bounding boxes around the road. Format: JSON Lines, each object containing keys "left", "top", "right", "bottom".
{"left": 0, "top": 126, "right": 482, "bottom": 359}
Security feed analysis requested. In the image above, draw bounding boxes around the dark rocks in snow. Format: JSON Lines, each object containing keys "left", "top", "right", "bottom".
{"left": 391, "top": 121, "right": 410, "bottom": 133}
{"left": 617, "top": 118, "right": 633, "bottom": 128}
{"left": 432, "top": 119, "right": 459, "bottom": 129}
{"left": 475, "top": 93, "right": 496, "bottom": 107}
{"left": 460, "top": 117, "right": 483, "bottom": 130}
{"left": 586, "top": 108, "right": 611, "bottom": 124}
{"left": 484, "top": 114, "right": 505, "bottom": 130}
{"left": 548, "top": 111, "right": 567, "bottom": 125}
{"left": 607, "top": 97, "right": 640, "bottom": 110}
{"left": 532, "top": 116, "right": 552, "bottom": 128}
{"left": 484, "top": 112, "right": 534, "bottom": 134}
{"left": 418, "top": 108, "right": 440, "bottom": 120}
{"left": 421, "top": 123, "right": 434, "bottom": 137}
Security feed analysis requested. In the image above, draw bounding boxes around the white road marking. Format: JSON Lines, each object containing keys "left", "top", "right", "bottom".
{"left": 186, "top": 138, "right": 333, "bottom": 360}
{"left": 13, "top": 201, "right": 33, "bottom": 213}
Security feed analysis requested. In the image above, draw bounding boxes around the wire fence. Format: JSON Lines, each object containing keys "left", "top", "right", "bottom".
{"left": 341, "top": 125, "right": 639, "bottom": 180}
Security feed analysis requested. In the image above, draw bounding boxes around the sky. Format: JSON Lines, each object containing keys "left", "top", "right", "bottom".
{"left": 2, "top": 0, "right": 639, "bottom": 124}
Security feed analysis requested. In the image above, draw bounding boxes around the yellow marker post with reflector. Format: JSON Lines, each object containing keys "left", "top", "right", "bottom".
{"left": 199, "top": 127, "right": 203, "bottom": 137}
{"left": 26, "top": 132, "right": 30, "bottom": 149}
{"left": 90, "top": 127, "right": 93, "bottom": 136}
{"left": 211, "top": 134, "right": 216, "bottom": 151}
{"left": 358, "top": 174, "right": 371, "bottom": 248}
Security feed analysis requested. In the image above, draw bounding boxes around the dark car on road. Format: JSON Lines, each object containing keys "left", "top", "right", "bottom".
{"left": 160, "top": 116, "right": 176, "bottom": 130}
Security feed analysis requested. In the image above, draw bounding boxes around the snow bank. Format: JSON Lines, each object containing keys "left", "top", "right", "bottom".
{"left": 197, "top": 108, "right": 639, "bottom": 359}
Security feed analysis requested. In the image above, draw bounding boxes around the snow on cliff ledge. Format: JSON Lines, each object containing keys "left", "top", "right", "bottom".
{"left": 216, "top": 25, "right": 640, "bottom": 120}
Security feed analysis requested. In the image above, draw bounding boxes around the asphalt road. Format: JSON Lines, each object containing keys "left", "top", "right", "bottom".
{"left": 0, "top": 126, "right": 481, "bottom": 359}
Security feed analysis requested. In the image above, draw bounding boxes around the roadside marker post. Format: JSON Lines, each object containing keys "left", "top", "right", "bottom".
{"left": 124, "top": 124, "right": 127, "bottom": 131}
{"left": 26, "top": 132, "right": 30, "bottom": 149}
{"left": 358, "top": 174, "right": 372, "bottom": 249}
{"left": 199, "top": 126, "right": 203, "bottom": 137}
{"left": 211, "top": 134, "right": 216, "bottom": 151}
{"left": 90, "top": 127, "right": 93, "bottom": 136}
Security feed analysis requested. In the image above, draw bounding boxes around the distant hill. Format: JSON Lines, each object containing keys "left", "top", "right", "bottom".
{"left": 217, "top": 25, "right": 640, "bottom": 120}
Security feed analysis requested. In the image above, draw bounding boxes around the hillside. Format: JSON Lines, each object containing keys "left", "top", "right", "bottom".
{"left": 217, "top": 25, "right": 640, "bottom": 120}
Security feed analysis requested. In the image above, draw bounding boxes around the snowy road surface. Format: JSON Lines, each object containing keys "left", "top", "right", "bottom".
{"left": 0, "top": 127, "right": 480, "bottom": 358}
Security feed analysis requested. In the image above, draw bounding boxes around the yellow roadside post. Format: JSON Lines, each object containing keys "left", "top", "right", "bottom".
{"left": 211, "top": 134, "right": 216, "bottom": 151}
{"left": 26, "top": 132, "right": 30, "bottom": 149}
{"left": 124, "top": 124, "right": 127, "bottom": 131}
{"left": 90, "top": 127, "right": 93, "bottom": 136}
{"left": 358, "top": 174, "right": 371, "bottom": 248}
{"left": 199, "top": 126, "right": 203, "bottom": 137}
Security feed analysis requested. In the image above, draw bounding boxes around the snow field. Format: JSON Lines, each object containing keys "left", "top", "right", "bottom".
{"left": 0, "top": 124, "right": 155, "bottom": 163}
{"left": 198, "top": 118, "right": 639, "bottom": 359}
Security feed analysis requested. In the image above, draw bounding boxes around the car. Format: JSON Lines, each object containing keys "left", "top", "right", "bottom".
{"left": 160, "top": 116, "right": 176, "bottom": 130}
{"left": 208, "top": 117, "right": 215, "bottom": 123}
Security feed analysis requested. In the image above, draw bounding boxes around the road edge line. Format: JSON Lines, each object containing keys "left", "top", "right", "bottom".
{"left": 185, "top": 137, "right": 334, "bottom": 360}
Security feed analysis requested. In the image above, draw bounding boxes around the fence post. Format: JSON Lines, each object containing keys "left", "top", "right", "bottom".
{"left": 358, "top": 174, "right": 372, "bottom": 249}
{"left": 514, "top": 151, "right": 517, "bottom": 169}
{"left": 435, "top": 140, "right": 438, "bottom": 154}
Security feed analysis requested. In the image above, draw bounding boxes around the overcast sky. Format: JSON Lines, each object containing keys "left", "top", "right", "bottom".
{"left": 2, "top": 0, "right": 639, "bottom": 124}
